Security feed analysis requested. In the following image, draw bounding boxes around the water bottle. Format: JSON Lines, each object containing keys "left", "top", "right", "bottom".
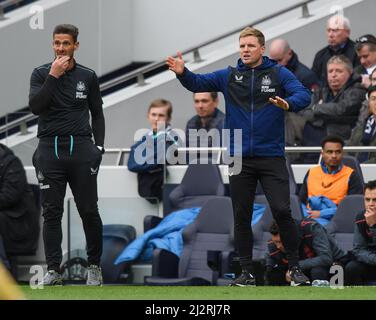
{"left": 312, "top": 279, "right": 330, "bottom": 287}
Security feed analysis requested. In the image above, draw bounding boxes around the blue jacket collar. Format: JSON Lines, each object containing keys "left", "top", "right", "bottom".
{"left": 320, "top": 160, "right": 343, "bottom": 174}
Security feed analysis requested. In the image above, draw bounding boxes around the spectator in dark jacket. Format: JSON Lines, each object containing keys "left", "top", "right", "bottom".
{"left": 300, "top": 55, "right": 366, "bottom": 151}
{"left": 312, "top": 15, "right": 360, "bottom": 86}
{"left": 127, "top": 99, "right": 179, "bottom": 202}
{"left": 345, "top": 180, "right": 376, "bottom": 285}
{"left": 269, "top": 38, "right": 320, "bottom": 152}
{"left": 354, "top": 34, "right": 376, "bottom": 88}
{"left": 185, "top": 92, "right": 224, "bottom": 163}
{"left": 266, "top": 218, "right": 347, "bottom": 285}
{"left": 0, "top": 144, "right": 39, "bottom": 270}
{"left": 353, "top": 68, "right": 376, "bottom": 130}
{"left": 269, "top": 38, "right": 320, "bottom": 92}
{"left": 347, "top": 86, "right": 376, "bottom": 163}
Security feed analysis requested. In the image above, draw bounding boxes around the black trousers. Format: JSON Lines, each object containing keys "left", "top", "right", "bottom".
{"left": 345, "top": 260, "right": 376, "bottom": 285}
{"left": 33, "top": 136, "right": 103, "bottom": 272}
{"left": 267, "top": 265, "right": 329, "bottom": 285}
{"left": 229, "top": 157, "right": 299, "bottom": 270}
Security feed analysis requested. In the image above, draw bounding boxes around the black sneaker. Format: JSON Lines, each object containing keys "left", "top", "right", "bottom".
{"left": 289, "top": 266, "right": 310, "bottom": 286}
{"left": 229, "top": 272, "right": 256, "bottom": 287}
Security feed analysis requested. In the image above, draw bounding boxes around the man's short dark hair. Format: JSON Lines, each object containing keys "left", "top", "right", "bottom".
{"left": 53, "top": 24, "right": 79, "bottom": 42}
{"left": 364, "top": 180, "right": 376, "bottom": 193}
{"left": 355, "top": 34, "right": 376, "bottom": 52}
{"left": 269, "top": 220, "right": 280, "bottom": 235}
{"left": 321, "top": 135, "right": 345, "bottom": 149}
{"left": 367, "top": 85, "right": 376, "bottom": 98}
{"left": 193, "top": 92, "right": 218, "bottom": 101}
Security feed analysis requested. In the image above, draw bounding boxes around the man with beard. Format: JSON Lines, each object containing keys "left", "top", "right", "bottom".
{"left": 299, "top": 135, "right": 363, "bottom": 226}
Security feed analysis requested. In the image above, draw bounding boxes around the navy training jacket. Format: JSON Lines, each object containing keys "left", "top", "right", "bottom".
{"left": 177, "top": 56, "right": 311, "bottom": 157}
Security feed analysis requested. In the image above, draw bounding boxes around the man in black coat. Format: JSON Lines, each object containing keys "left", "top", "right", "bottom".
{"left": 269, "top": 38, "right": 320, "bottom": 152}
{"left": 312, "top": 15, "right": 360, "bottom": 86}
{"left": 0, "top": 144, "right": 39, "bottom": 270}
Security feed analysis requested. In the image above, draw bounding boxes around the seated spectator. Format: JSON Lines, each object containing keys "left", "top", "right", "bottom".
{"left": 0, "top": 143, "right": 39, "bottom": 270}
{"left": 347, "top": 86, "right": 376, "bottom": 163}
{"left": 265, "top": 218, "right": 348, "bottom": 285}
{"left": 269, "top": 38, "right": 320, "bottom": 92}
{"left": 345, "top": 180, "right": 376, "bottom": 285}
{"left": 185, "top": 92, "right": 224, "bottom": 162}
{"left": 299, "top": 136, "right": 363, "bottom": 226}
{"left": 354, "top": 65, "right": 376, "bottom": 129}
{"left": 269, "top": 38, "right": 320, "bottom": 156}
{"left": 300, "top": 55, "right": 366, "bottom": 154}
{"left": 312, "top": 14, "right": 360, "bottom": 86}
{"left": 354, "top": 34, "right": 376, "bottom": 88}
{"left": 127, "top": 99, "right": 179, "bottom": 202}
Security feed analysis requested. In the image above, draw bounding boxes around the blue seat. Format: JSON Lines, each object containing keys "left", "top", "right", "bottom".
{"left": 100, "top": 224, "right": 136, "bottom": 284}
{"left": 325, "top": 194, "right": 365, "bottom": 252}
{"left": 168, "top": 164, "right": 226, "bottom": 212}
{"left": 144, "top": 197, "right": 234, "bottom": 286}
{"left": 342, "top": 155, "right": 365, "bottom": 187}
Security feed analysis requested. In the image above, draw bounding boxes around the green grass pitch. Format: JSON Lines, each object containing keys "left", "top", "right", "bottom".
{"left": 21, "top": 285, "right": 376, "bottom": 300}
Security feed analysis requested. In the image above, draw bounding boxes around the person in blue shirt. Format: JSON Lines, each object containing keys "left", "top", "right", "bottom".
{"left": 166, "top": 26, "right": 311, "bottom": 286}
{"left": 128, "top": 99, "right": 178, "bottom": 203}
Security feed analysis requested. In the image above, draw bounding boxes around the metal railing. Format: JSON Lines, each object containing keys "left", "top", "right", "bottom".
{"left": 100, "top": 0, "right": 315, "bottom": 91}
{"left": 104, "top": 146, "right": 376, "bottom": 166}
{"left": 0, "top": 0, "right": 23, "bottom": 20}
{"left": 1, "top": 0, "right": 316, "bottom": 137}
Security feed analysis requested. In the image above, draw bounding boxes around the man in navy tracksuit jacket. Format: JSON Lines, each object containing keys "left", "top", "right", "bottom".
{"left": 167, "top": 27, "right": 311, "bottom": 286}
{"left": 29, "top": 24, "right": 105, "bottom": 286}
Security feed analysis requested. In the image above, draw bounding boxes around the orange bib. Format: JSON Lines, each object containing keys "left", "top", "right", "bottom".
{"left": 307, "top": 165, "right": 353, "bottom": 205}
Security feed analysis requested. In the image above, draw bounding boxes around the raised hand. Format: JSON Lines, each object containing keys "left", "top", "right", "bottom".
{"left": 269, "top": 96, "right": 289, "bottom": 111}
{"left": 166, "top": 51, "right": 185, "bottom": 75}
{"left": 365, "top": 209, "right": 376, "bottom": 227}
{"left": 49, "top": 56, "right": 70, "bottom": 79}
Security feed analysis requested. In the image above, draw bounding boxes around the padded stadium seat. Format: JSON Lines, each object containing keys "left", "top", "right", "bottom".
{"left": 325, "top": 194, "right": 365, "bottom": 252}
{"left": 100, "top": 224, "right": 136, "bottom": 283}
{"left": 168, "top": 164, "right": 225, "bottom": 212}
{"left": 144, "top": 197, "right": 235, "bottom": 286}
{"left": 342, "top": 155, "right": 365, "bottom": 187}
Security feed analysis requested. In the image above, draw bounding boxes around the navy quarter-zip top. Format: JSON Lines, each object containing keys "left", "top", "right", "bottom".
{"left": 177, "top": 56, "right": 311, "bottom": 157}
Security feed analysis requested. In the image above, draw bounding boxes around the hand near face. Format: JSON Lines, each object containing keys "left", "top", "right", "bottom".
{"left": 365, "top": 209, "right": 376, "bottom": 227}
{"left": 269, "top": 96, "right": 289, "bottom": 111}
{"left": 49, "top": 56, "right": 70, "bottom": 79}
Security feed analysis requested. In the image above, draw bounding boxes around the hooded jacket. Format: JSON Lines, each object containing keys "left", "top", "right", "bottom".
{"left": 177, "top": 57, "right": 311, "bottom": 157}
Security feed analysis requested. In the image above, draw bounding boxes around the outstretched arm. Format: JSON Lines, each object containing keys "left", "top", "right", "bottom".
{"left": 166, "top": 51, "right": 185, "bottom": 75}
{"left": 166, "top": 51, "right": 224, "bottom": 93}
